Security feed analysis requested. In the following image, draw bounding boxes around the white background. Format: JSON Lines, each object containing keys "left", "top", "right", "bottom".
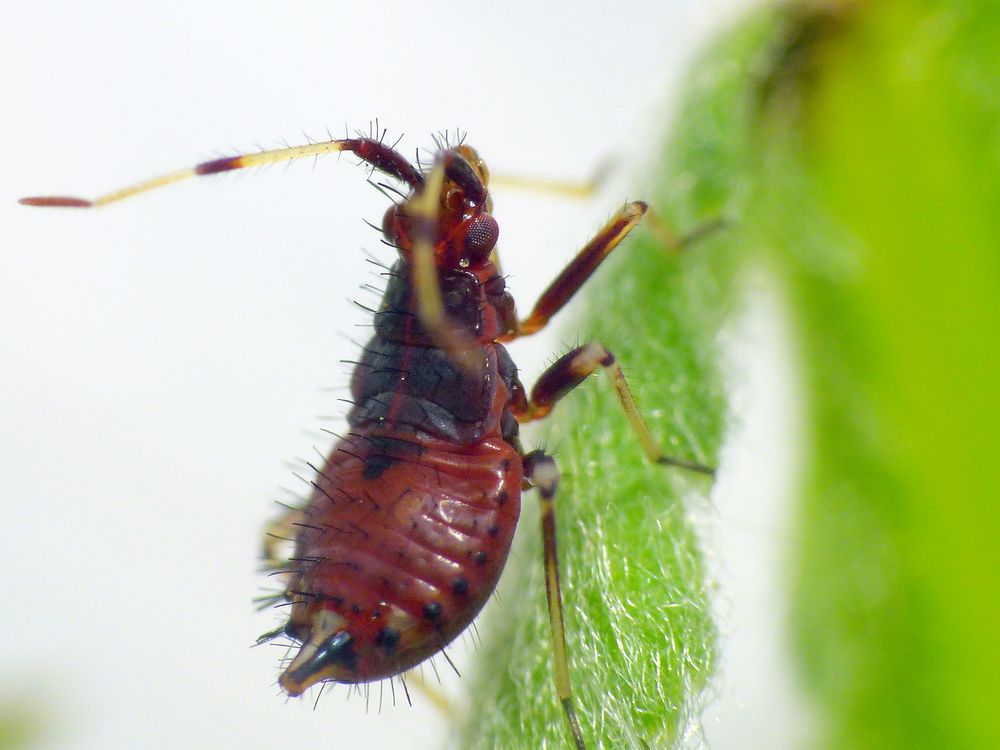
{"left": 1, "top": 1, "right": 811, "bottom": 748}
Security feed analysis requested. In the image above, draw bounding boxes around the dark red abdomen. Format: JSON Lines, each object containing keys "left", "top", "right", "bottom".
{"left": 277, "top": 260, "right": 524, "bottom": 691}
{"left": 286, "top": 433, "right": 521, "bottom": 683}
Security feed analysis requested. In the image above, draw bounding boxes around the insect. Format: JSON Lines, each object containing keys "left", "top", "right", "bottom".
{"left": 21, "top": 129, "right": 714, "bottom": 749}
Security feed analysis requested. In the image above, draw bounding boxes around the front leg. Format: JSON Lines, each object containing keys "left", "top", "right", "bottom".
{"left": 507, "top": 204, "right": 725, "bottom": 340}
{"left": 511, "top": 202, "right": 648, "bottom": 338}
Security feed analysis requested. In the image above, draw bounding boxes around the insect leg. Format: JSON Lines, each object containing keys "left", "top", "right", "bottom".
{"left": 508, "top": 203, "right": 723, "bottom": 338}
{"left": 516, "top": 342, "right": 715, "bottom": 476}
{"left": 509, "top": 202, "right": 646, "bottom": 337}
{"left": 20, "top": 136, "right": 422, "bottom": 208}
{"left": 489, "top": 158, "right": 610, "bottom": 199}
{"left": 522, "top": 449, "right": 588, "bottom": 750}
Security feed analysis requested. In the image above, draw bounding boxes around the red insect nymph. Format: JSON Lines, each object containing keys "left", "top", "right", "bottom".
{"left": 273, "top": 145, "right": 524, "bottom": 690}
{"left": 21, "top": 131, "right": 714, "bottom": 750}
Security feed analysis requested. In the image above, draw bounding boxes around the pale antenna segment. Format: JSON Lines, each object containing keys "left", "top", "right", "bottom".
{"left": 20, "top": 139, "right": 356, "bottom": 208}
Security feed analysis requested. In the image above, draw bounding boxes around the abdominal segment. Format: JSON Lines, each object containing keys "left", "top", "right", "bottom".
{"left": 277, "top": 432, "right": 521, "bottom": 692}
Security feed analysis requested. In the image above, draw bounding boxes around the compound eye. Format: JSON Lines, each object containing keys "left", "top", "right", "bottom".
{"left": 462, "top": 213, "right": 499, "bottom": 264}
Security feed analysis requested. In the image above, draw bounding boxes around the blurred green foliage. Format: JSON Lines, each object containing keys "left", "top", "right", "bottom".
{"left": 0, "top": 701, "right": 40, "bottom": 750}
{"left": 777, "top": 3, "right": 1000, "bottom": 748}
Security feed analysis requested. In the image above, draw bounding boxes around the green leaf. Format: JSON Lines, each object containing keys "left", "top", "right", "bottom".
{"left": 453, "top": 217, "right": 729, "bottom": 750}
{"left": 450, "top": 18, "right": 766, "bottom": 750}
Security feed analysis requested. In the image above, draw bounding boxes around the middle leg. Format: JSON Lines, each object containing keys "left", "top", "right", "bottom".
{"left": 512, "top": 341, "right": 715, "bottom": 476}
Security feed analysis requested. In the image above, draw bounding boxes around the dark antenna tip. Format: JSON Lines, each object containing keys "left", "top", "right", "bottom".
{"left": 20, "top": 195, "right": 92, "bottom": 208}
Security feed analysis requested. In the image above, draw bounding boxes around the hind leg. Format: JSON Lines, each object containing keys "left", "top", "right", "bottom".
{"left": 522, "top": 449, "right": 587, "bottom": 750}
